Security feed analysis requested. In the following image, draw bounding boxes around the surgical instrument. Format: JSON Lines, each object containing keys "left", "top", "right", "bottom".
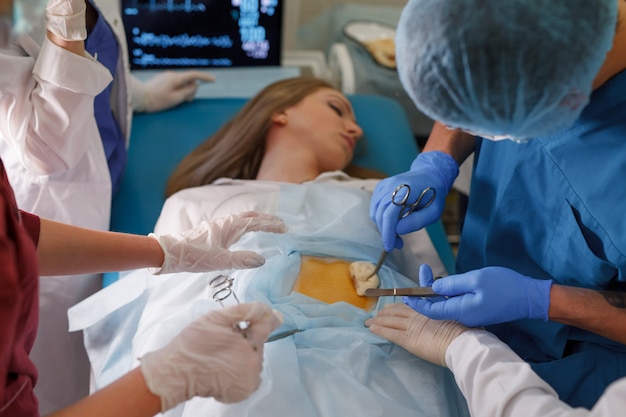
{"left": 367, "top": 184, "right": 437, "bottom": 278}
{"left": 209, "top": 275, "right": 304, "bottom": 347}
{"left": 367, "top": 250, "right": 390, "bottom": 280}
{"left": 210, "top": 274, "right": 241, "bottom": 306}
{"left": 209, "top": 274, "right": 253, "bottom": 344}
{"left": 365, "top": 287, "right": 439, "bottom": 297}
{"left": 266, "top": 328, "right": 304, "bottom": 343}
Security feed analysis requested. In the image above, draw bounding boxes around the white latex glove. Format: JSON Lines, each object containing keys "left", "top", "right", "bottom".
{"left": 149, "top": 211, "right": 288, "bottom": 275}
{"left": 140, "top": 301, "right": 283, "bottom": 411}
{"left": 137, "top": 70, "right": 215, "bottom": 112}
{"left": 366, "top": 302, "right": 471, "bottom": 367}
{"left": 45, "top": 0, "right": 87, "bottom": 41}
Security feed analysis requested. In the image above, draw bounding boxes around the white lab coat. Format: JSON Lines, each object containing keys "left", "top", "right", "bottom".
{"left": 0, "top": 1, "right": 147, "bottom": 412}
{"left": 446, "top": 331, "right": 626, "bottom": 416}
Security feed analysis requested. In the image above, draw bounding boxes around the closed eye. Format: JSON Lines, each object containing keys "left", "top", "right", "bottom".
{"left": 328, "top": 102, "right": 343, "bottom": 116}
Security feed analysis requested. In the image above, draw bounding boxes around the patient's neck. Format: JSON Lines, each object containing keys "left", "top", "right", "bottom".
{"left": 256, "top": 140, "right": 323, "bottom": 184}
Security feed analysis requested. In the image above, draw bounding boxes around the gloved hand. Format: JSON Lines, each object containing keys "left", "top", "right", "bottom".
{"left": 149, "top": 211, "right": 288, "bottom": 275}
{"left": 404, "top": 264, "right": 553, "bottom": 327}
{"left": 45, "top": 0, "right": 87, "bottom": 41}
{"left": 137, "top": 70, "right": 215, "bottom": 112}
{"left": 370, "top": 151, "right": 459, "bottom": 251}
{"left": 140, "top": 301, "right": 283, "bottom": 410}
{"left": 366, "top": 302, "right": 470, "bottom": 367}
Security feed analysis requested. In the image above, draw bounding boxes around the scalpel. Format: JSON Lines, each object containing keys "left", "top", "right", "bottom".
{"left": 364, "top": 287, "right": 440, "bottom": 297}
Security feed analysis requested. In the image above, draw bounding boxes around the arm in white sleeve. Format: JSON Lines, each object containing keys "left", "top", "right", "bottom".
{"left": 446, "top": 330, "right": 626, "bottom": 417}
{"left": 0, "top": 36, "right": 111, "bottom": 175}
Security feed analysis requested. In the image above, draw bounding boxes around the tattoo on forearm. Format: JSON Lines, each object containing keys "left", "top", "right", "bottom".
{"left": 598, "top": 291, "right": 626, "bottom": 309}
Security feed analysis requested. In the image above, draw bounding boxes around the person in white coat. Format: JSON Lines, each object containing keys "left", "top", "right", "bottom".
{"left": 367, "top": 302, "right": 626, "bottom": 416}
{"left": 0, "top": 0, "right": 213, "bottom": 412}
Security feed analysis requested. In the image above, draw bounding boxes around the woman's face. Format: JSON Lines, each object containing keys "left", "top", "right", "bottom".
{"left": 282, "top": 87, "right": 363, "bottom": 171}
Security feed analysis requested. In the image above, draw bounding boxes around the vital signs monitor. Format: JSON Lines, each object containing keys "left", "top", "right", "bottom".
{"left": 121, "top": 0, "right": 283, "bottom": 69}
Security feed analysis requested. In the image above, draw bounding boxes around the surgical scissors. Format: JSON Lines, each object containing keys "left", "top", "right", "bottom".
{"left": 392, "top": 183, "right": 436, "bottom": 218}
{"left": 367, "top": 184, "right": 436, "bottom": 279}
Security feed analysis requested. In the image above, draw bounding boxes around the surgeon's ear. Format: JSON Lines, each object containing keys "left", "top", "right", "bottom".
{"left": 271, "top": 112, "right": 288, "bottom": 126}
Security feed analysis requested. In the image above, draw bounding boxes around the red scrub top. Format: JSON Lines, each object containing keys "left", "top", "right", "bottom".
{"left": 0, "top": 159, "right": 41, "bottom": 417}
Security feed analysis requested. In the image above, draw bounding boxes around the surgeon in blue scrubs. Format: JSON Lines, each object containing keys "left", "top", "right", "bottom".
{"left": 370, "top": 0, "right": 626, "bottom": 409}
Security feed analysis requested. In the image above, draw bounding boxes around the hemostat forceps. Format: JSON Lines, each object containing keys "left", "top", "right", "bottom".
{"left": 210, "top": 274, "right": 241, "bottom": 306}
{"left": 368, "top": 184, "right": 436, "bottom": 278}
{"left": 209, "top": 274, "right": 253, "bottom": 345}
{"left": 266, "top": 328, "right": 304, "bottom": 343}
{"left": 209, "top": 275, "right": 304, "bottom": 347}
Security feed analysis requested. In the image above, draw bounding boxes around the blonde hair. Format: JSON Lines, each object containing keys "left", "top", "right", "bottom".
{"left": 166, "top": 77, "right": 384, "bottom": 197}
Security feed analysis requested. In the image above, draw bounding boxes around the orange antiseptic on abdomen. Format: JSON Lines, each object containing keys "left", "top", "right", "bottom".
{"left": 292, "top": 256, "right": 377, "bottom": 310}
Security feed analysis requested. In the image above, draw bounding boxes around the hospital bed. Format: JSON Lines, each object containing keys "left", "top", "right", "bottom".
{"left": 104, "top": 94, "right": 455, "bottom": 285}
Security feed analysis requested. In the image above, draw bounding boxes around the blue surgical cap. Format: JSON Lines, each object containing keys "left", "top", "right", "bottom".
{"left": 396, "top": 0, "right": 618, "bottom": 141}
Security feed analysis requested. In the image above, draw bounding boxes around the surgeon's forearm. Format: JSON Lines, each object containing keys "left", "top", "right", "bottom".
{"left": 549, "top": 284, "right": 626, "bottom": 345}
{"left": 46, "top": 368, "right": 162, "bottom": 417}
{"left": 37, "top": 218, "right": 164, "bottom": 276}
{"left": 422, "top": 121, "right": 476, "bottom": 165}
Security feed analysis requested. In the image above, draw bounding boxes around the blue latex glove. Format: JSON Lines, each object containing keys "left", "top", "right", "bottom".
{"left": 404, "top": 264, "right": 553, "bottom": 327}
{"left": 370, "top": 151, "right": 459, "bottom": 251}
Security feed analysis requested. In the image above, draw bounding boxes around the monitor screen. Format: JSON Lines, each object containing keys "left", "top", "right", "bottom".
{"left": 121, "top": 0, "right": 283, "bottom": 70}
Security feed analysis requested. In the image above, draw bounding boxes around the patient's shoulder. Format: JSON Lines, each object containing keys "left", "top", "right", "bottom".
{"left": 156, "top": 180, "right": 282, "bottom": 234}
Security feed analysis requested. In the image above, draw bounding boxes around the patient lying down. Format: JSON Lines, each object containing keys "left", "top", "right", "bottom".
{"left": 69, "top": 78, "right": 467, "bottom": 417}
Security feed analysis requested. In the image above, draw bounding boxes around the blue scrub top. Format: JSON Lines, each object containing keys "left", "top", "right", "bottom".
{"left": 457, "top": 69, "right": 626, "bottom": 408}
{"left": 85, "top": 3, "right": 127, "bottom": 194}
